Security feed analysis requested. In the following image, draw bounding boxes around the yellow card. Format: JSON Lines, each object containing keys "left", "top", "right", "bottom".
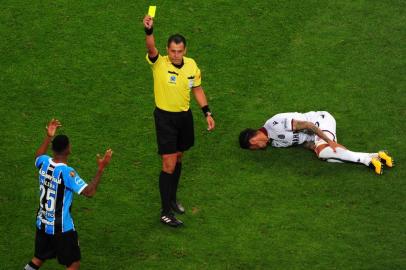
{"left": 148, "top": 6, "right": 156, "bottom": 18}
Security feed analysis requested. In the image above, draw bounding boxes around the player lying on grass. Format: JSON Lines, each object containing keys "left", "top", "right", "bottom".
{"left": 24, "top": 119, "right": 113, "bottom": 270}
{"left": 239, "top": 111, "right": 394, "bottom": 174}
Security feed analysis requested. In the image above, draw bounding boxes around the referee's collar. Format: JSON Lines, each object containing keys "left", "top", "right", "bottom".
{"left": 171, "top": 58, "right": 184, "bottom": 69}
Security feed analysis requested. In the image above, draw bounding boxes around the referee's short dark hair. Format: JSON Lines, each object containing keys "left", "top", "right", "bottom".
{"left": 167, "top": 34, "right": 187, "bottom": 47}
{"left": 52, "top": 135, "right": 70, "bottom": 154}
{"left": 239, "top": 128, "right": 257, "bottom": 149}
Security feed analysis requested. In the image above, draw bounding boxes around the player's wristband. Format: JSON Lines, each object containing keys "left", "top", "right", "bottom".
{"left": 202, "top": 105, "right": 212, "bottom": 117}
{"left": 145, "top": 27, "right": 153, "bottom": 35}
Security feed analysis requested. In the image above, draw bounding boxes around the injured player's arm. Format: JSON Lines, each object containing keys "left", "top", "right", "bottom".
{"left": 293, "top": 120, "right": 332, "bottom": 143}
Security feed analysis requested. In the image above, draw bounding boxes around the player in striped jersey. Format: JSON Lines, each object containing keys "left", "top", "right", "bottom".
{"left": 24, "top": 119, "right": 113, "bottom": 270}
{"left": 239, "top": 111, "right": 394, "bottom": 175}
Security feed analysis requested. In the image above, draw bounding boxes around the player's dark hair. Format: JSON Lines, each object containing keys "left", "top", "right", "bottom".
{"left": 52, "top": 135, "right": 70, "bottom": 154}
{"left": 167, "top": 34, "right": 187, "bottom": 48}
{"left": 239, "top": 128, "right": 257, "bottom": 149}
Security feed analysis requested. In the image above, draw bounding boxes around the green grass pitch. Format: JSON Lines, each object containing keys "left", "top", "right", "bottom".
{"left": 1, "top": 0, "right": 405, "bottom": 269}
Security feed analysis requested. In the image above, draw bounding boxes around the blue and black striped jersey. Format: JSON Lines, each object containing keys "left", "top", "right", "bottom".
{"left": 35, "top": 155, "right": 88, "bottom": 235}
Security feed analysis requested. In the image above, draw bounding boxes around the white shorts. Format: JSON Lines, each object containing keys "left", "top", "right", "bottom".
{"left": 313, "top": 111, "right": 337, "bottom": 146}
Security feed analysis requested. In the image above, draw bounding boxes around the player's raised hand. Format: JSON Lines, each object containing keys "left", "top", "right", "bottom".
{"left": 206, "top": 115, "right": 215, "bottom": 131}
{"left": 143, "top": 15, "right": 153, "bottom": 29}
{"left": 97, "top": 149, "right": 113, "bottom": 170}
{"left": 46, "top": 119, "right": 62, "bottom": 137}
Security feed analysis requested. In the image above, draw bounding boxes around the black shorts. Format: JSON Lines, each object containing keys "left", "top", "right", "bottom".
{"left": 153, "top": 107, "right": 194, "bottom": 155}
{"left": 34, "top": 228, "right": 81, "bottom": 267}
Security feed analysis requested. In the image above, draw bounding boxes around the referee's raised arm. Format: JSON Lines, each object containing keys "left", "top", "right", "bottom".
{"left": 143, "top": 15, "right": 158, "bottom": 58}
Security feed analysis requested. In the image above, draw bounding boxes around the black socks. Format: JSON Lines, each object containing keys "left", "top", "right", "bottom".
{"left": 159, "top": 162, "right": 182, "bottom": 215}
{"left": 171, "top": 162, "right": 182, "bottom": 202}
{"left": 159, "top": 171, "right": 172, "bottom": 215}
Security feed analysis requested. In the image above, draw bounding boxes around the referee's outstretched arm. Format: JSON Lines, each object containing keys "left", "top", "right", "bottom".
{"left": 143, "top": 15, "right": 158, "bottom": 58}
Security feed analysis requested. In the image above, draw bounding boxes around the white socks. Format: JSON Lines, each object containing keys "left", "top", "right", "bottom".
{"left": 318, "top": 147, "right": 376, "bottom": 166}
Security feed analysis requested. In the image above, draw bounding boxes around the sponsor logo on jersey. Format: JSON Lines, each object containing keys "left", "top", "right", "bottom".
{"left": 278, "top": 134, "right": 285, "bottom": 139}
{"left": 292, "top": 132, "right": 299, "bottom": 145}
{"left": 168, "top": 71, "right": 178, "bottom": 84}
{"left": 74, "top": 177, "right": 85, "bottom": 186}
{"left": 42, "top": 179, "right": 56, "bottom": 189}
{"left": 40, "top": 170, "right": 61, "bottom": 184}
{"left": 39, "top": 217, "right": 55, "bottom": 226}
{"left": 169, "top": 75, "right": 177, "bottom": 84}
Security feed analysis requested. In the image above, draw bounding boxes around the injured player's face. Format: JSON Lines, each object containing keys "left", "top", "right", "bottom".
{"left": 249, "top": 132, "right": 269, "bottom": 150}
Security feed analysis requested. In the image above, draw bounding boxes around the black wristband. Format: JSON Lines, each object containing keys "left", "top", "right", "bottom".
{"left": 145, "top": 27, "right": 153, "bottom": 35}
{"left": 202, "top": 105, "right": 212, "bottom": 117}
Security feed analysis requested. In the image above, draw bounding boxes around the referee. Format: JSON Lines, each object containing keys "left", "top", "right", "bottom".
{"left": 143, "top": 15, "right": 215, "bottom": 227}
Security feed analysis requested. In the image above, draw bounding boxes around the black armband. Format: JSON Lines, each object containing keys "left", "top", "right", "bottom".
{"left": 202, "top": 105, "right": 212, "bottom": 117}
{"left": 148, "top": 53, "right": 159, "bottom": 63}
{"left": 145, "top": 27, "right": 153, "bottom": 35}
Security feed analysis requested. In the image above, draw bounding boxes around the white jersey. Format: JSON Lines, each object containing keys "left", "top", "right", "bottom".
{"left": 263, "top": 112, "right": 323, "bottom": 148}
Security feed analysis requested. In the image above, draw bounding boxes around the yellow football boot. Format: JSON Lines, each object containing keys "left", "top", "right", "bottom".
{"left": 369, "top": 157, "right": 383, "bottom": 175}
{"left": 378, "top": 151, "right": 394, "bottom": 168}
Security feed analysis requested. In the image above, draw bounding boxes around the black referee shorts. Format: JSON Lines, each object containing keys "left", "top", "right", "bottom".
{"left": 34, "top": 228, "right": 81, "bottom": 267}
{"left": 153, "top": 107, "right": 194, "bottom": 155}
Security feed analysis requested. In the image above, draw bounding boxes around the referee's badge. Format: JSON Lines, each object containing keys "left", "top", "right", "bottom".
{"left": 168, "top": 74, "right": 177, "bottom": 84}
{"left": 187, "top": 75, "right": 195, "bottom": 89}
{"left": 188, "top": 78, "right": 194, "bottom": 89}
